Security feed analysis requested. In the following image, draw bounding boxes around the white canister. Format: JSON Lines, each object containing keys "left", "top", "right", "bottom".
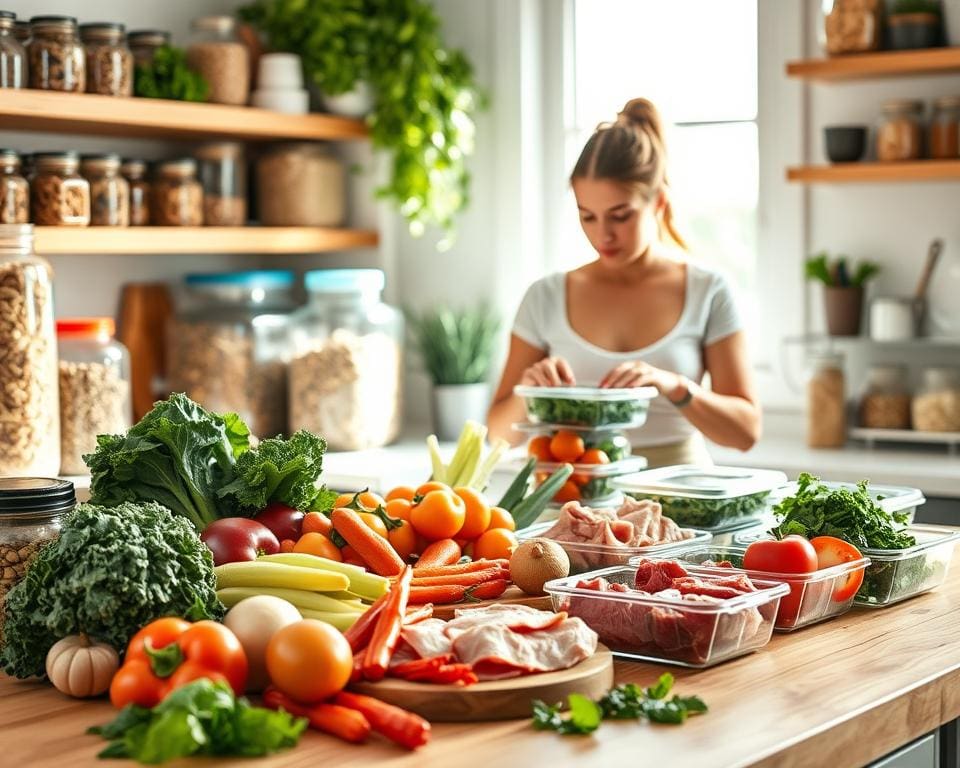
{"left": 869, "top": 297, "right": 916, "bottom": 341}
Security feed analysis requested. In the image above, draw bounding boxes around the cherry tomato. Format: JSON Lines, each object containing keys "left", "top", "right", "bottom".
{"left": 811, "top": 535, "right": 866, "bottom": 602}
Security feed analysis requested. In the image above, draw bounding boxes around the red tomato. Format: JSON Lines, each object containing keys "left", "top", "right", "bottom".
{"left": 811, "top": 535, "right": 865, "bottom": 602}
{"left": 743, "top": 536, "right": 819, "bottom": 628}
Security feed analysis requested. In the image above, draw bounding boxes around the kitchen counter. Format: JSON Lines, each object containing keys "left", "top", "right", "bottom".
{"left": 4, "top": 542, "right": 960, "bottom": 768}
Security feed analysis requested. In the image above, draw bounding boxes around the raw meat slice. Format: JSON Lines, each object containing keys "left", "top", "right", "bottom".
{"left": 398, "top": 619, "right": 453, "bottom": 660}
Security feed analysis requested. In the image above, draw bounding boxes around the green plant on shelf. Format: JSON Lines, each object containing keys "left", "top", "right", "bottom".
{"left": 134, "top": 46, "right": 209, "bottom": 102}
{"left": 805, "top": 252, "right": 880, "bottom": 287}
{"left": 406, "top": 304, "right": 500, "bottom": 386}
{"left": 889, "top": 0, "right": 942, "bottom": 17}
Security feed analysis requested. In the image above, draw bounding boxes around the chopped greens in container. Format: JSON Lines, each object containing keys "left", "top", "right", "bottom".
{"left": 626, "top": 489, "right": 772, "bottom": 529}
{"left": 515, "top": 385, "right": 657, "bottom": 428}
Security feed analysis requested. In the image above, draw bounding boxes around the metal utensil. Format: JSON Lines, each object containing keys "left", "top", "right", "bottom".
{"left": 913, "top": 238, "right": 943, "bottom": 335}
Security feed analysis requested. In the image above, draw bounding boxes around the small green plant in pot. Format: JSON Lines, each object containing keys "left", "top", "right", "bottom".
{"left": 806, "top": 252, "right": 880, "bottom": 336}
{"left": 406, "top": 305, "right": 500, "bottom": 441}
{"left": 887, "top": 0, "right": 945, "bottom": 49}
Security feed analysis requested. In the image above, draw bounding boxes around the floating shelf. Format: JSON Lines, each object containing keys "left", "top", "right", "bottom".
{"left": 787, "top": 47, "right": 960, "bottom": 82}
{"left": 787, "top": 160, "right": 960, "bottom": 183}
{"left": 850, "top": 427, "right": 960, "bottom": 454}
{"left": 34, "top": 227, "right": 379, "bottom": 255}
{"left": 0, "top": 90, "right": 369, "bottom": 142}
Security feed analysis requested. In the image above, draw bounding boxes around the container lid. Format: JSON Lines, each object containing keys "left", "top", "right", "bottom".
{"left": 0, "top": 11, "right": 14, "bottom": 20}
{"left": 934, "top": 95, "right": 960, "bottom": 110}
{"left": 514, "top": 385, "right": 659, "bottom": 402}
{"left": 154, "top": 158, "right": 197, "bottom": 178}
{"left": 195, "top": 142, "right": 244, "bottom": 161}
{"left": 0, "top": 148, "right": 20, "bottom": 164}
{"left": 120, "top": 158, "right": 147, "bottom": 176}
{"left": 79, "top": 21, "right": 125, "bottom": 38}
{"left": 511, "top": 421, "right": 635, "bottom": 436}
{"left": 128, "top": 29, "right": 170, "bottom": 46}
{"left": 881, "top": 98, "right": 924, "bottom": 114}
{"left": 80, "top": 153, "right": 122, "bottom": 172}
{"left": 305, "top": 268, "right": 385, "bottom": 294}
{"left": 0, "top": 477, "right": 76, "bottom": 515}
{"left": 30, "top": 15, "right": 78, "bottom": 32}
{"left": 191, "top": 15, "right": 237, "bottom": 33}
{"left": 516, "top": 456, "right": 647, "bottom": 478}
{"left": 860, "top": 524, "right": 960, "bottom": 558}
{"left": 612, "top": 465, "right": 788, "bottom": 500}
{"left": 185, "top": 270, "right": 295, "bottom": 289}
{"left": 769, "top": 479, "right": 925, "bottom": 515}
{"left": 57, "top": 317, "right": 115, "bottom": 339}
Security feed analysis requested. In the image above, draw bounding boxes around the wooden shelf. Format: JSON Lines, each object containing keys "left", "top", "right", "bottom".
{"left": 0, "top": 90, "right": 369, "bottom": 142}
{"left": 787, "top": 47, "right": 960, "bottom": 81}
{"left": 34, "top": 226, "right": 379, "bottom": 255}
{"left": 787, "top": 159, "right": 960, "bottom": 183}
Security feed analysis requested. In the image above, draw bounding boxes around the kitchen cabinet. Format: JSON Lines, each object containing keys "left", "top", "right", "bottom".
{"left": 871, "top": 733, "right": 938, "bottom": 768}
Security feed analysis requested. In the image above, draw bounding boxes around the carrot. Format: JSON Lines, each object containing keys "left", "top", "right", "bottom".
{"left": 343, "top": 591, "right": 389, "bottom": 652}
{"left": 409, "top": 578, "right": 510, "bottom": 605}
{"left": 412, "top": 558, "right": 509, "bottom": 577}
{"left": 390, "top": 655, "right": 455, "bottom": 676}
{"left": 415, "top": 539, "right": 462, "bottom": 570}
{"left": 350, "top": 651, "right": 365, "bottom": 683}
{"left": 262, "top": 687, "right": 371, "bottom": 744}
{"left": 466, "top": 579, "right": 509, "bottom": 601}
{"left": 410, "top": 566, "right": 510, "bottom": 588}
{"left": 362, "top": 566, "right": 413, "bottom": 681}
{"left": 335, "top": 691, "right": 431, "bottom": 750}
{"left": 403, "top": 604, "right": 434, "bottom": 625}
{"left": 389, "top": 655, "right": 477, "bottom": 686}
{"left": 333, "top": 507, "right": 405, "bottom": 576}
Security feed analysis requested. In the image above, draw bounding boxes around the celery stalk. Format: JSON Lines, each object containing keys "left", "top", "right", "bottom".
{"left": 427, "top": 434, "right": 446, "bottom": 483}
{"left": 444, "top": 421, "right": 477, "bottom": 487}
{"left": 471, "top": 437, "right": 509, "bottom": 490}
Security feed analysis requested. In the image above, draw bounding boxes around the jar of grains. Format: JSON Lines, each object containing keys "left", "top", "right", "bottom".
{"left": 27, "top": 15, "right": 85, "bottom": 92}
{"left": 859, "top": 363, "right": 912, "bottom": 429}
{"left": 0, "top": 11, "right": 26, "bottom": 88}
{"left": 186, "top": 15, "right": 249, "bottom": 106}
{"left": 195, "top": 142, "right": 246, "bottom": 226}
{"left": 79, "top": 22, "right": 132, "bottom": 97}
{"left": 127, "top": 29, "right": 169, "bottom": 69}
{"left": 876, "top": 99, "right": 924, "bottom": 162}
{"left": 0, "top": 478, "right": 75, "bottom": 646}
{"left": 31, "top": 151, "right": 90, "bottom": 226}
{"left": 81, "top": 153, "right": 129, "bottom": 226}
{"left": 256, "top": 143, "right": 345, "bottom": 226}
{"left": 167, "top": 271, "right": 295, "bottom": 439}
{"left": 929, "top": 96, "right": 960, "bottom": 160}
{"left": 289, "top": 269, "right": 403, "bottom": 450}
{"left": 121, "top": 158, "right": 150, "bottom": 225}
{"left": 0, "top": 225, "right": 60, "bottom": 477}
{"left": 57, "top": 318, "right": 131, "bottom": 475}
{"left": 912, "top": 366, "right": 960, "bottom": 432}
{"left": 151, "top": 158, "right": 203, "bottom": 226}
{"left": 0, "top": 149, "right": 28, "bottom": 224}
{"left": 806, "top": 350, "right": 846, "bottom": 448}
{"left": 821, "top": 0, "right": 882, "bottom": 54}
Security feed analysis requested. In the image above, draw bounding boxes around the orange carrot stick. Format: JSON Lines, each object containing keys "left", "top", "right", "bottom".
{"left": 410, "top": 566, "right": 510, "bottom": 588}
{"left": 332, "top": 507, "right": 405, "bottom": 576}
{"left": 415, "top": 539, "right": 462, "bottom": 570}
{"left": 362, "top": 566, "right": 413, "bottom": 681}
{"left": 412, "top": 559, "right": 509, "bottom": 577}
{"left": 263, "top": 687, "right": 371, "bottom": 744}
{"left": 343, "top": 591, "right": 390, "bottom": 653}
{"left": 408, "top": 578, "right": 510, "bottom": 605}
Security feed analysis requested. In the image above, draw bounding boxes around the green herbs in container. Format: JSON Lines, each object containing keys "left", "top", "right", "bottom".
{"left": 514, "top": 385, "right": 657, "bottom": 428}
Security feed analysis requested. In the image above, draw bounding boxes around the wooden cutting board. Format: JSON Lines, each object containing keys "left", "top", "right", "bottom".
{"left": 429, "top": 585, "right": 553, "bottom": 620}
{"left": 349, "top": 644, "right": 613, "bottom": 722}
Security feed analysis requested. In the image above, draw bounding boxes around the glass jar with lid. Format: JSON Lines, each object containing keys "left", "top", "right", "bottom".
{"left": 151, "top": 158, "right": 203, "bottom": 226}
{"left": 57, "top": 318, "right": 131, "bottom": 476}
{"left": 0, "top": 225, "right": 60, "bottom": 476}
{"left": 876, "top": 99, "right": 924, "bottom": 162}
{"left": 31, "top": 151, "right": 90, "bottom": 226}
{"left": 289, "top": 269, "right": 403, "bottom": 450}
{"left": 27, "top": 15, "right": 85, "bottom": 92}
{"left": 81, "top": 153, "right": 129, "bottom": 227}
{"left": 167, "top": 271, "right": 295, "bottom": 438}
{"left": 195, "top": 142, "right": 247, "bottom": 226}
{"left": 820, "top": 0, "right": 881, "bottom": 55}
{"left": 257, "top": 143, "right": 346, "bottom": 226}
{"left": 859, "top": 363, "right": 911, "bottom": 429}
{"left": 0, "top": 11, "right": 26, "bottom": 88}
{"left": 912, "top": 366, "right": 960, "bottom": 432}
{"left": 0, "top": 149, "right": 28, "bottom": 224}
{"left": 929, "top": 95, "right": 960, "bottom": 160}
{"left": 79, "top": 22, "right": 132, "bottom": 97}
{"left": 121, "top": 159, "right": 150, "bottom": 225}
{"left": 805, "top": 350, "right": 846, "bottom": 448}
{"left": 128, "top": 29, "right": 170, "bottom": 69}
{"left": 186, "top": 16, "right": 249, "bottom": 106}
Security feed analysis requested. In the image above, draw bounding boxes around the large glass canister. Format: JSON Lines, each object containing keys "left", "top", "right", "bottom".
{"left": 859, "top": 363, "right": 911, "bottom": 430}
{"left": 185, "top": 15, "right": 249, "bottom": 106}
{"left": 195, "top": 142, "right": 246, "bottom": 226}
{"left": 0, "top": 10, "right": 26, "bottom": 88}
{"left": 81, "top": 153, "right": 129, "bottom": 227}
{"left": 167, "top": 271, "right": 295, "bottom": 439}
{"left": 289, "top": 269, "right": 403, "bottom": 450}
{"left": 806, "top": 350, "right": 846, "bottom": 449}
{"left": 27, "top": 15, "right": 85, "bottom": 92}
{"left": 79, "top": 21, "right": 132, "bottom": 97}
{"left": 912, "top": 366, "right": 960, "bottom": 432}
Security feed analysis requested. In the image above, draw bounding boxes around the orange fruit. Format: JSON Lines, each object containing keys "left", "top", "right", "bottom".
{"left": 473, "top": 528, "right": 519, "bottom": 560}
{"left": 579, "top": 448, "right": 610, "bottom": 465}
{"left": 454, "top": 486, "right": 492, "bottom": 540}
{"left": 527, "top": 435, "right": 553, "bottom": 461}
{"left": 385, "top": 485, "right": 416, "bottom": 502}
{"left": 415, "top": 480, "right": 450, "bottom": 497}
{"left": 292, "top": 532, "right": 342, "bottom": 561}
{"left": 357, "top": 511, "right": 389, "bottom": 539}
{"left": 553, "top": 480, "right": 582, "bottom": 504}
{"left": 486, "top": 506, "right": 516, "bottom": 532}
{"left": 410, "top": 489, "right": 466, "bottom": 541}
{"left": 388, "top": 520, "right": 417, "bottom": 561}
{"left": 384, "top": 498, "right": 412, "bottom": 522}
{"left": 333, "top": 491, "right": 385, "bottom": 511}
{"left": 549, "top": 430, "right": 585, "bottom": 463}
{"left": 266, "top": 620, "right": 353, "bottom": 704}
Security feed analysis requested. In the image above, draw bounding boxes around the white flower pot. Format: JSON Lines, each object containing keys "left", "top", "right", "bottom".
{"left": 323, "top": 82, "right": 374, "bottom": 117}
{"left": 431, "top": 383, "right": 490, "bottom": 442}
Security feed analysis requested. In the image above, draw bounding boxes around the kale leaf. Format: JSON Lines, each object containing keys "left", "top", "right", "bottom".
{"left": 628, "top": 490, "right": 770, "bottom": 529}
{"left": 528, "top": 396, "right": 649, "bottom": 427}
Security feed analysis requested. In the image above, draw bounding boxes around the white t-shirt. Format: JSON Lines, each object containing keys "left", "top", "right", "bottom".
{"left": 511, "top": 261, "right": 742, "bottom": 448}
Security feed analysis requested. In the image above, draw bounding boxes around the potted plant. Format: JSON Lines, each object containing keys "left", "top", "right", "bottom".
{"left": 806, "top": 252, "right": 881, "bottom": 336}
{"left": 406, "top": 304, "right": 500, "bottom": 441}
{"left": 887, "top": 0, "right": 944, "bottom": 49}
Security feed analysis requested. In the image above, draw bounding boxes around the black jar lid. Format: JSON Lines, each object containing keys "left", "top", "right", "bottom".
{"left": 0, "top": 478, "right": 76, "bottom": 516}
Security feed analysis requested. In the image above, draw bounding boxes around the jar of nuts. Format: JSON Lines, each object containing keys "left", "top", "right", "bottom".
{"left": 128, "top": 29, "right": 170, "bottom": 68}
{"left": 0, "top": 11, "right": 26, "bottom": 88}
{"left": 167, "top": 271, "right": 295, "bottom": 439}
{"left": 121, "top": 158, "right": 150, "bottom": 226}
{"left": 0, "top": 225, "right": 60, "bottom": 477}
{"left": 912, "top": 366, "right": 960, "bottom": 433}
{"left": 31, "top": 151, "right": 90, "bottom": 226}
{"left": 186, "top": 15, "right": 249, "bottom": 106}
{"left": 81, "top": 153, "right": 129, "bottom": 227}
{"left": 876, "top": 99, "right": 924, "bottom": 162}
{"left": 151, "top": 158, "right": 203, "bottom": 226}
{"left": 27, "top": 15, "right": 85, "bottom": 92}
{"left": 0, "top": 477, "right": 76, "bottom": 646}
{"left": 806, "top": 350, "right": 846, "bottom": 448}
{"left": 79, "top": 22, "right": 132, "bottom": 97}
{"left": 0, "top": 149, "right": 28, "bottom": 224}
{"left": 859, "top": 363, "right": 912, "bottom": 430}
{"left": 57, "top": 317, "right": 131, "bottom": 476}
{"left": 195, "top": 142, "right": 247, "bottom": 226}
{"left": 821, "top": 0, "right": 881, "bottom": 55}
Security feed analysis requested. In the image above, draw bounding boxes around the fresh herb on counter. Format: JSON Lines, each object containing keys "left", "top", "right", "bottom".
{"left": 532, "top": 695, "right": 602, "bottom": 735}
{"left": 527, "top": 396, "right": 648, "bottom": 428}
{"left": 89, "top": 679, "right": 306, "bottom": 764}
{"left": 627, "top": 490, "right": 770, "bottom": 529}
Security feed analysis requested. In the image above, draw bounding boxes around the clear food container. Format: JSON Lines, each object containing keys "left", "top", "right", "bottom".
{"left": 186, "top": 15, "right": 249, "bottom": 106}
{"left": 857, "top": 525, "right": 959, "bottom": 607}
{"left": 526, "top": 456, "right": 647, "bottom": 505}
{"left": 671, "top": 546, "right": 870, "bottom": 631}
{"left": 514, "top": 422, "right": 633, "bottom": 463}
{"left": 151, "top": 159, "right": 203, "bottom": 226}
{"left": 80, "top": 153, "right": 129, "bottom": 227}
{"left": 769, "top": 480, "right": 925, "bottom": 525}
{"left": 195, "top": 142, "right": 246, "bottom": 226}
{"left": 0, "top": 11, "right": 26, "bottom": 89}
{"left": 545, "top": 565, "right": 788, "bottom": 667}
{"left": 27, "top": 15, "right": 85, "bottom": 92}
{"left": 613, "top": 465, "right": 788, "bottom": 531}
{"left": 514, "top": 385, "right": 658, "bottom": 428}
{"left": 0, "top": 149, "right": 28, "bottom": 224}
{"left": 79, "top": 21, "right": 132, "bottom": 97}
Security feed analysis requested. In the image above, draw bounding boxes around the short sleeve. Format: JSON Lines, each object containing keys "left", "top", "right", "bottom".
{"left": 511, "top": 278, "right": 549, "bottom": 351}
{"left": 704, "top": 271, "right": 743, "bottom": 346}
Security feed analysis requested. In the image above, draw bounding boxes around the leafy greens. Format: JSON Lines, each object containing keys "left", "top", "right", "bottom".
{"left": 527, "top": 396, "right": 649, "bottom": 428}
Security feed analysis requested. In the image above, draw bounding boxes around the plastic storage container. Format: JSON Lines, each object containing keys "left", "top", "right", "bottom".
{"left": 167, "top": 271, "right": 295, "bottom": 439}
{"left": 81, "top": 153, "right": 129, "bottom": 227}
{"left": 0, "top": 11, "right": 26, "bottom": 88}
{"left": 857, "top": 525, "right": 959, "bottom": 607}
{"left": 56, "top": 318, "right": 131, "bottom": 476}
{"left": 79, "top": 22, "right": 132, "bottom": 97}
{"left": 0, "top": 225, "right": 60, "bottom": 477}
{"left": 121, "top": 159, "right": 150, "bottom": 226}
{"left": 526, "top": 456, "right": 647, "bottom": 506}
{"left": 151, "top": 158, "right": 202, "bottom": 226}
{"left": 514, "top": 423, "right": 633, "bottom": 463}
{"left": 195, "top": 142, "right": 246, "bottom": 226}
{"left": 186, "top": 15, "right": 249, "bottom": 106}
{"left": 0, "top": 149, "right": 28, "bottom": 224}
{"left": 514, "top": 385, "right": 658, "bottom": 428}
{"left": 876, "top": 99, "right": 924, "bottom": 162}
{"left": 545, "top": 565, "right": 788, "bottom": 667}
{"left": 31, "top": 151, "right": 90, "bottom": 226}
{"left": 767, "top": 479, "right": 926, "bottom": 525}
{"left": 859, "top": 363, "right": 911, "bottom": 429}
{"left": 613, "top": 465, "right": 788, "bottom": 531}
{"left": 27, "top": 15, "right": 85, "bottom": 92}
{"left": 289, "top": 269, "right": 403, "bottom": 450}
{"left": 912, "top": 366, "right": 960, "bottom": 432}
{"left": 127, "top": 29, "right": 169, "bottom": 68}
{"left": 256, "top": 143, "right": 346, "bottom": 226}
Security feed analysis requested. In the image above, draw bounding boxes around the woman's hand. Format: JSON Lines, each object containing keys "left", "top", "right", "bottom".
{"left": 519, "top": 356, "right": 576, "bottom": 387}
{"left": 600, "top": 360, "right": 685, "bottom": 399}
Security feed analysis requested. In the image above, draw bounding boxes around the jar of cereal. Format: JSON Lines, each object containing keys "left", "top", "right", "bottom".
{"left": 151, "top": 158, "right": 203, "bottom": 226}
{"left": 0, "top": 149, "right": 28, "bottom": 224}
{"left": 81, "top": 153, "right": 129, "bottom": 227}
{"left": 27, "top": 15, "right": 85, "bottom": 92}
{"left": 859, "top": 363, "right": 911, "bottom": 429}
{"left": 31, "top": 151, "right": 90, "bottom": 226}
{"left": 806, "top": 350, "right": 846, "bottom": 448}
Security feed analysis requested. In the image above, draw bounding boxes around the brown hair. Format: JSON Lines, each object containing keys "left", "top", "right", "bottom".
{"left": 571, "top": 97, "right": 687, "bottom": 250}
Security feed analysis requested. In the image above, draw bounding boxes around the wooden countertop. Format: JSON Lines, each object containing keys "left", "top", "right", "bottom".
{"left": 4, "top": 544, "right": 960, "bottom": 768}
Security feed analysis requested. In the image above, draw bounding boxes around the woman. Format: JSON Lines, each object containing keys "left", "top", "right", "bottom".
{"left": 487, "top": 98, "right": 760, "bottom": 467}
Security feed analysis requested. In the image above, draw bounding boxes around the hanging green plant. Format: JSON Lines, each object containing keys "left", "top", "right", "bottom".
{"left": 239, "top": 0, "right": 484, "bottom": 244}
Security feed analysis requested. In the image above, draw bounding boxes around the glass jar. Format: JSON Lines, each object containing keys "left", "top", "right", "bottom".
{"left": 0, "top": 225, "right": 60, "bottom": 476}
{"left": 929, "top": 95, "right": 960, "bottom": 160}
{"left": 876, "top": 99, "right": 924, "bottom": 162}
{"left": 128, "top": 29, "right": 170, "bottom": 69}
{"left": 31, "top": 152, "right": 90, "bottom": 227}
{"left": 289, "top": 269, "right": 403, "bottom": 450}
{"left": 0, "top": 11, "right": 26, "bottom": 88}
{"left": 121, "top": 159, "right": 150, "bottom": 226}
{"left": 912, "top": 366, "right": 960, "bottom": 432}
{"left": 20, "top": 152, "right": 33, "bottom": 183}
{"left": 256, "top": 143, "right": 346, "bottom": 226}
{"left": 13, "top": 20, "right": 30, "bottom": 46}
{"left": 81, "top": 153, "right": 129, "bottom": 227}
{"left": 57, "top": 318, "right": 131, "bottom": 476}
{"left": 186, "top": 16, "right": 249, "bottom": 106}
{"left": 195, "top": 142, "right": 247, "bottom": 226}
{"left": 806, "top": 350, "right": 846, "bottom": 448}
{"left": 0, "top": 149, "right": 28, "bottom": 224}
{"left": 859, "top": 364, "right": 911, "bottom": 429}
{"left": 151, "top": 159, "right": 203, "bottom": 226}
{"left": 27, "top": 15, "right": 85, "bottom": 92}
{"left": 167, "top": 271, "right": 295, "bottom": 438}
{"left": 80, "top": 22, "right": 132, "bottom": 97}
{"left": 821, "top": 0, "right": 882, "bottom": 55}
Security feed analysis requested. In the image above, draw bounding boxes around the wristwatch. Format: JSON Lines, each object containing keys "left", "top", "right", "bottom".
{"left": 669, "top": 376, "right": 693, "bottom": 408}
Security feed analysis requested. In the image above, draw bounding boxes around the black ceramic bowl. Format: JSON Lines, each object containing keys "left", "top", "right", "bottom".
{"left": 824, "top": 125, "right": 867, "bottom": 163}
